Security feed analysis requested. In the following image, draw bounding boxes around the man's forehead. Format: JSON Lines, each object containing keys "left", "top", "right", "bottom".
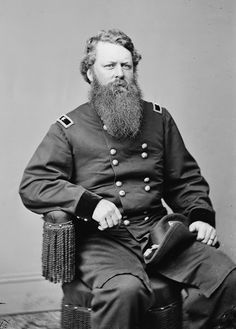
{"left": 95, "top": 41, "right": 132, "bottom": 62}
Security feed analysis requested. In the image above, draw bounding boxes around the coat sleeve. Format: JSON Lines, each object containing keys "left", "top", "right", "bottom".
{"left": 162, "top": 109, "right": 215, "bottom": 227}
{"left": 19, "top": 123, "right": 102, "bottom": 218}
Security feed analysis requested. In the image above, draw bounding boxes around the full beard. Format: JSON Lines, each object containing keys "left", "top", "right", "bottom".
{"left": 89, "top": 75, "right": 143, "bottom": 139}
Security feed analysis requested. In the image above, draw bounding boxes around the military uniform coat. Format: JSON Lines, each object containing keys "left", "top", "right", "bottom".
{"left": 19, "top": 100, "right": 235, "bottom": 296}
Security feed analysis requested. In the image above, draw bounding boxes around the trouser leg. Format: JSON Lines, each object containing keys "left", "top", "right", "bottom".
{"left": 91, "top": 274, "right": 153, "bottom": 329}
{"left": 183, "top": 269, "right": 236, "bottom": 329}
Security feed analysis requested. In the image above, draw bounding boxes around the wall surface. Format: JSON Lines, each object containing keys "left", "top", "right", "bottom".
{"left": 0, "top": 0, "right": 235, "bottom": 314}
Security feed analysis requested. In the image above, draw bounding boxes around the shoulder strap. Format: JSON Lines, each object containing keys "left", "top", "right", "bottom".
{"left": 152, "top": 103, "right": 163, "bottom": 114}
{"left": 57, "top": 114, "right": 74, "bottom": 128}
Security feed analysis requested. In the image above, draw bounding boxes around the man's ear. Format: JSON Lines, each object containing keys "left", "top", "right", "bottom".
{"left": 87, "top": 68, "right": 93, "bottom": 83}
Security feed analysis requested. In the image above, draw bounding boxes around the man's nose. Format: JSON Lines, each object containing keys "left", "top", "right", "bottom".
{"left": 114, "top": 64, "right": 124, "bottom": 78}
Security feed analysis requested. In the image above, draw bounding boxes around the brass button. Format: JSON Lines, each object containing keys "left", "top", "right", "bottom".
{"left": 144, "top": 177, "right": 150, "bottom": 183}
{"left": 145, "top": 185, "right": 151, "bottom": 192}
{"left": 144, "top": 216, "right": 149, "bottom": 221}
{"left": 110, "top": 148, "right": 117, "bottom": 155}
{"left": 142, "top": 143, "right": 148, "bottom": 149}
{"left": 141, "top": 152, "right": 148, "bottom": 159}
{"left": 116, "top": 181, "right": 123, "bottom": 187}
{"left": 123, "top": 219, "right": 130, "bottom": 226}
{"left": 119, "top": 190, "right": 126, "bottom": 197}
{"left": 103, "top": 124, "right": 108, "bottom": 131}
{"left": 112, "top": 159, "right": 119, "bottom": 166}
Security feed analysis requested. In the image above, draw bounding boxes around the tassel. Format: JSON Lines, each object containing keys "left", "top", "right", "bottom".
{"left": 42, "top": 221, "right": 75, "bottom": 283}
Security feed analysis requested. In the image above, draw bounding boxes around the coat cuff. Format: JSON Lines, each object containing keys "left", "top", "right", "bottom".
{"left": 76, "top": 190, "right": 103, "bottom": 219}
{"left": 189, "top": 207, "right": 216, "bottom": 227}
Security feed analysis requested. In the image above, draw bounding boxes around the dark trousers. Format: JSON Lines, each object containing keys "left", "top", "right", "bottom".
{"left": 63, "top": 269, "right": 236, "bottom": 329}
{"left": 182, "top": 268, "right": 236, "bottom": 329}
{"left": 91, "top": 274, "right": 153, "bottom": 329}
{"left": 68, "top": 224, "right": 236, "bottom": 328}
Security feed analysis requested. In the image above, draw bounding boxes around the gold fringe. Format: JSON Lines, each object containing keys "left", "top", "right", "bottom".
{"left": 42, "top": 221, "right": 75, "bottom": 283}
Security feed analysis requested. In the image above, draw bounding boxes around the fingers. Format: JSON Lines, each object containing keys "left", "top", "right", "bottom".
{"left": 207, "top": 235, "right": 218, "bottom": 246}
{"left": 200, "top": 226, "right": 218, "bottom": 246}
{"left": 92, "top": 199, "right": 122, "bottom": 231}
{"left": 200, "top": 226, "right": 213, "bottom": 243}
{"left": 114, "top": 207, "right": 122, "bottom": 222}
{"left": 189, "top": 221, "right": 218, "bottom": 246}
{"left": 97, "top": 218, "right": 109, "bottom": 231}
{"left": 212, "top": 236, "right": 218, "bottom": 246}
{"left": 98, "top": 212, "right": 121, "bottom": 231}
{"left": 189, "top": 222, "right": 197, "bottom": 232}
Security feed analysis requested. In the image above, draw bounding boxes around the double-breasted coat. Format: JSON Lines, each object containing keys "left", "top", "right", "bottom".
{"left": 19, "top": 100, "right": 235, "bottom": 296}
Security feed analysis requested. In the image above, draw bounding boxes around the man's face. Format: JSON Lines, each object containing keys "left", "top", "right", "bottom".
{"left": 87, "top": 42, "right": 134, "bottom": 86}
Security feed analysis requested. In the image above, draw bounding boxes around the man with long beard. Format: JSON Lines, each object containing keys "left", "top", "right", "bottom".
{"left": 19, "top": 29, "right": 236, "bottom": 329}
{"left": 89, "top": 72, "right": 143, "bottom": 140}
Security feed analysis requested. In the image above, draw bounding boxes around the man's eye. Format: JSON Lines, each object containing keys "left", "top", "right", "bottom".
{"left": 104, "top": 64, "right": 115, "bottom": 69}
{"left": 122, "top": 64, "right": 132, "bottom": 70}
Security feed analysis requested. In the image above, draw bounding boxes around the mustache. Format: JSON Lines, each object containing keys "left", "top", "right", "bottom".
{"left": 108, "top": 79, "right": 129, "bottom": 93}
{"left": 112, "top": 79, "right": 128, "bottom": 87}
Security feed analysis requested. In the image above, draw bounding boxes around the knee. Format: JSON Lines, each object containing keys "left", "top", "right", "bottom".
{"left": 117, "top": 275, "right": 144, "bottom": 297}
{"left": 106, "top": 274, "right": 147, "bottom": 302}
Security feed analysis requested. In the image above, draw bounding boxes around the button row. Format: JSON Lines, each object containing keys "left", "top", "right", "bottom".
{"left": 109, "top": 144, "right": 149, "bottom": 164}
{"left": 116, "top": 183, "right": 151, "bottom": 195}
{"left": 117, "top": 186, "right": 151, "bottom": 196}
{"left": 113, "top": 156, "right": 150, "bottom": 165}
{"left": 116, "top": 178, "right": 150, "bottom": 186}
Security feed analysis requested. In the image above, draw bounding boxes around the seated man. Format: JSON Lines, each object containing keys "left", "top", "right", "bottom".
{"left": 19, "top": 29, "right": 236, "bottom": 329}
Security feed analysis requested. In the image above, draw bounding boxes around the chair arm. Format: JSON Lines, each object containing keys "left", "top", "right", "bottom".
{"left": 43, "top": 210, "right": 72, "bottom": 224}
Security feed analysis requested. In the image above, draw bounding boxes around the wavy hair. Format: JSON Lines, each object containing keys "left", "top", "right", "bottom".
{"left": 80, "top": 29, "right": 142, "bottom": 83}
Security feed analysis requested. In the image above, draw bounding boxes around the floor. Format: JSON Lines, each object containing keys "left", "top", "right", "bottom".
{"left": 0, "top": 311, "right": 61, "bottom": 329}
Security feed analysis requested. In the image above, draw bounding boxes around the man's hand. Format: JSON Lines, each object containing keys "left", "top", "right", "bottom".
{"left": 189, "top": 221, "right": 218, "bottom": 246}
{"left": 92, "top": 199, "right": 122, "bottom": 231}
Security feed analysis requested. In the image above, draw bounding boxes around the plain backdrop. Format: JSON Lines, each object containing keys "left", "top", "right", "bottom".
{"left": 0, "top": 0, "right": 235, "bottom": 313}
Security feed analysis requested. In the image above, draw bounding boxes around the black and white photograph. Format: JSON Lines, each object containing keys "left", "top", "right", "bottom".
{"left": 0, "top": 1, "right": 235, "bottom": 328}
